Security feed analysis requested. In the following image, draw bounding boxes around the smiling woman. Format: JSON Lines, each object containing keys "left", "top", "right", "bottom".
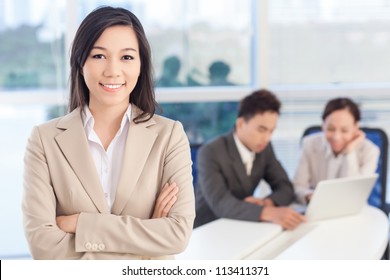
{"left": 82, "top": 25, "right": 142, "bottom": 149}
{"left": 22, "top": 6, "right": 195, "bottom": 260}
{"left": 293, "top": 98, "right": 380, "bottom": 205}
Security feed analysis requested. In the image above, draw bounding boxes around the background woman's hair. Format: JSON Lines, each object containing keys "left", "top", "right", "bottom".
{"left": 322, "top": 97, "right": 361, "bottom": 122}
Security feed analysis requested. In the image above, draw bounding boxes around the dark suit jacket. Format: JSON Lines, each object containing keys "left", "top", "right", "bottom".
{"left": 194, "top": 131, "right": 294, "bottom": 227}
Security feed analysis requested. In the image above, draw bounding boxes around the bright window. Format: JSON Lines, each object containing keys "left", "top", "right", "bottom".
{"left": 269, "top": 0, "right": 390, "bottom": 85}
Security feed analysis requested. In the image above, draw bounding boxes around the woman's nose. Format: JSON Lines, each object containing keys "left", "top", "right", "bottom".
{"left": 103, "top": 60, "right": 121, "bottom": 77}
{"left": 331, "top": 132, "right": 342, "bottom": 141}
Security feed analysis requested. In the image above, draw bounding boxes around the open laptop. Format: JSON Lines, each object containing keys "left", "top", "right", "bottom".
{"left": 301, "top": 174, "right": 378, "bottom": 222}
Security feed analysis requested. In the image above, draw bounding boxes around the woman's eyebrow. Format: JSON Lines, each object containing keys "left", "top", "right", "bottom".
{"left": 91, "top": 46, "right": 137, "bottom": 52}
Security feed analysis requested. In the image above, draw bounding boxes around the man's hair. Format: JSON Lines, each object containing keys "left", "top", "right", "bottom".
{"left": 237, "top": 89, "right": 281, "bottom": 121}
{"left": 322, "top": 97, "right": 361, "bottom": 122}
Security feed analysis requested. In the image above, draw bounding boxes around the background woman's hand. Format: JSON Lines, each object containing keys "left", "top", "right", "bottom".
{"left": 152, "top": 182, "right": 179, "bottom": 218}
{"left": 343, "top": 129, "right": 365, "bottom": 154}
{"left": 305, "top": 193, "right": 313, "bottom": 203}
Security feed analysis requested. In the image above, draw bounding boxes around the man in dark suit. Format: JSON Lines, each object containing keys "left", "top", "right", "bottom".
{"left": 195, "top": 89, "right": 305, "bottom": 229}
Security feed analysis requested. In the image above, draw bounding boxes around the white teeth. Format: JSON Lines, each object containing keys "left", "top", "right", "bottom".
{"left": 103, "top": 84, "right": 122, "bottom": 89}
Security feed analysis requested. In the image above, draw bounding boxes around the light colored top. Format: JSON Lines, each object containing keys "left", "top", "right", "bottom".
{"left": 82, "top": 105, "right": 131, "bottom": 210}
{"left": 293, "top": 133, "right": 380, "bottom": 204}
{"left": 233, "top": 133, "right": 255, "bottom": 175}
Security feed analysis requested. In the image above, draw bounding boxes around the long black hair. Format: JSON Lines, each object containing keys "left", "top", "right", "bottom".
{"left": 69, "top": 6, "right": 157, "bottom": 123}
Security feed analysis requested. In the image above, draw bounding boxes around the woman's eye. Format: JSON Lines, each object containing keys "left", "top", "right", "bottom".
{"left": 92, "top": 54, "right": 105, "bottom": 59}
{"left": 122, "top": 55, "right": 134, "bottom": 60}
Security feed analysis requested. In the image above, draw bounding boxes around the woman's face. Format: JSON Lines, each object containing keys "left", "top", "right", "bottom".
{"left": 322, "top": 108, "right": 359, "bottom": 154}
{"left": 82, "top": 25, "right": 141, "bottom": 112}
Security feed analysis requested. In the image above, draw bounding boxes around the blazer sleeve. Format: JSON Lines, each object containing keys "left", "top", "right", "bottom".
{"left": 23, "top": 126, "right": 83, "bottom": 259}
{"left": 74, "top": 121, "right": 195, "bottom": 257}
{"left": 262, "top": 144, "right": 295, "bottom": 206}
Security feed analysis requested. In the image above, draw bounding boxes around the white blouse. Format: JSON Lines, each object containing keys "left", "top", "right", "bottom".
{"left": 82, "top": 105, "right": 131, "bottom": 211}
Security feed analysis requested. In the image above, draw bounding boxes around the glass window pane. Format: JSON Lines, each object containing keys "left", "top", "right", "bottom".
{"left": 0, "top": 0, "right": 67, "bottom": 259}
{"left": 160, "top": 101, "right": 238, "bottom": 143}
{"left": 269, "top": 0, "right": 390, "bottom": 85}
{"left": 78, "top": 0, "right": 253, "bottom": 88}
{"left": 0, "top": 105, "right": 47, "bottom": 258}
{"left": 0, "top": 0, "right": 67, "bottom": 89}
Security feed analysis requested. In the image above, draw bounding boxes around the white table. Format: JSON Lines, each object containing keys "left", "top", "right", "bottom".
{"left": 178, "top": 206, "right": 389, "bottom": 260}
{"left": 177, "top": 219, "right": 282, "bottom": 259}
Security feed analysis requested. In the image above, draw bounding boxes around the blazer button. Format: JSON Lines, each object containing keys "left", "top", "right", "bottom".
{"left": 92, "top": 243, "right": 98, "bottom": 250}
{"left": 98, "top": 243, "right": 105, "bottom": 251}
{"left": 85, "top": 242, "right": 92, "bottom": 250}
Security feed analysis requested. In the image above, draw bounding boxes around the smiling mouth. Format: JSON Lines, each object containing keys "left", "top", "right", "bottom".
{"left": 100, "top": 83, "right": 125, "bottom": 89}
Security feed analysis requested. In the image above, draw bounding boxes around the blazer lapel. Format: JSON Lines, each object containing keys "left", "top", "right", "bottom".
{"left": 250, "top": 153, "right": 264, "bottom": 186}
{"left": 54, "top": 108, "right": 109, "bottom": 213}
{"left": 111, "top": 105, "right": 157, "bottom": 215}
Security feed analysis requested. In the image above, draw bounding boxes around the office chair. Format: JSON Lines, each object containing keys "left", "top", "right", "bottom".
{"left": 301, "top": 126, "right": 388, "bottom": 211}
{"left": 302, "top": 126, "right": 389, "bottom": 259}
{"left": 190, "top": 143, "right": 202, "bottom": 190}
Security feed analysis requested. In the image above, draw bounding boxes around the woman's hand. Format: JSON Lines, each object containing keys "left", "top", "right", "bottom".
{"left": 305, "top": 193, "right": 313, "bottom": 203}
{"left": 56, "top": 213, "right": 80, "bottom": 233}
{"left": 343, "top": 129, "right": 365, "bottom": 154}
{"left": 152, "top": 182, "right": 179, "bottom": 218}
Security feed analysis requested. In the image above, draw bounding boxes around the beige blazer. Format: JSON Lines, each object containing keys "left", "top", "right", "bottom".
{"left": 22, "top": 105, "right": 195, "bottom": 259}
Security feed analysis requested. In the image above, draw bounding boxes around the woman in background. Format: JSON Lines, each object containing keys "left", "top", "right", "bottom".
{"left": 22, "top": 6, "right": 195, "bottom": 259}
{"left": 293, "top": 97, "right": 379, "bottom": 204}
